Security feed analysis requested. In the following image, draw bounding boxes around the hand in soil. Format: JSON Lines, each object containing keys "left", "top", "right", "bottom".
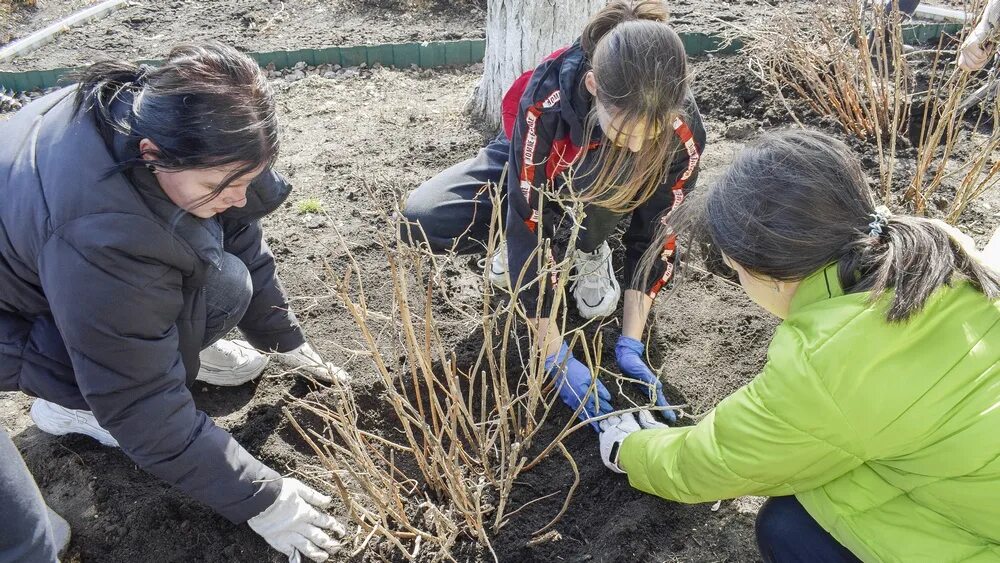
{"left": 615, "top": 336, "right": 678, "bottom": 423}
{"left": 276, "top": 342, "right": 349, "bottom": 383}
{"left": 247, "top": 478, "right": 347, "bottom": 562}
{"left": 598, "top": 411, "right": 667, "bottom": 473}
{"left": 545, "top": 341, "right": 614, "bottom": 431}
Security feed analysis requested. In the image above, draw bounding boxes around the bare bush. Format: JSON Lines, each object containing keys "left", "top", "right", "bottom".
{"left": 740, "top": 0, "right": 911, "bottom": 197}
{"left": 284, "top": 185, "right": 660, "bottom": 560}
{"left": 743, "top": 0, "right": 1000, "bottom": 222}
{"left": 903, "top": 4, "right": 1000, "bottom": 220}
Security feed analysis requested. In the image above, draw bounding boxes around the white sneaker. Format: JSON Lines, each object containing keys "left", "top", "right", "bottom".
{"left": 570, "top": 241, "right": 621, "bottom": 319}
{"left": 30, "top": 399, "right": 118, "bottom": 447}
{"left": 482, "top": 242, "right": 509, "bottom": 289}
{"left": 197, "top": 339, "right": 269, "bottom": 386}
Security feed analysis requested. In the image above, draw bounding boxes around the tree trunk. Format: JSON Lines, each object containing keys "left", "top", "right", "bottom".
{"left": 469, "top": 0, "right": 605, "bottom": 129}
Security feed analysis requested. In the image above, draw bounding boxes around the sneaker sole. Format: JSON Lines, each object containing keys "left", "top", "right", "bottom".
{"left": 196, "top": 357, "right": 268, "bottom": 386}
{"left": 489, "top": 272, "right": 510, "bottom": 289}
{"left": 30, "top": 400, "right": 119, "bottom": 447}
{"left": 576, "top": 283, "right": 622, "bottom": 319}
{"left": 577, "top": 297, "right": 620, "bottom": 319}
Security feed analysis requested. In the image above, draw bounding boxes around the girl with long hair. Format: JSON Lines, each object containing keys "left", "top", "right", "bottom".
{"left": 601, "top": 129, "right": 1000, "bottom": 562}
{"left": 402, "top": 0, "right": 706, "bottom": 429}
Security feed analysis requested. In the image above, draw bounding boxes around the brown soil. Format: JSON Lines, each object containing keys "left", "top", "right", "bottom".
{"left": 0, "top": 0, "right": 966, "bottom": 73}
{"left": 0, "top": 0, "right": 485, "bottom": 71}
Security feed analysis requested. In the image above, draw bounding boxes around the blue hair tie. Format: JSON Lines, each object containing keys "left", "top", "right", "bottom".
{"left": 868, "top": 205, "right": 891, "bottom": 238}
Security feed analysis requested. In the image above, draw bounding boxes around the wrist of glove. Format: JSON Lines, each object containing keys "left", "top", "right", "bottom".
{"left": 277, "top": 343, "right": 350, "bottom": 383}
{"left": 615, "top": 336, "right": 677, "bottom": 424}
{"left": 544, "top": 342, "right": 613, "bottom": 431}
{"left": 247, "top": 477, "right": 347, "bottom": 562}
{"left": 599, "top": 411, "right": 668, "bottom": 473}
{"left": 960, "top": 11, "right": 999, "bottom": 71}
{"left": 959, "top": 38, "right": 991, "bottom": 71}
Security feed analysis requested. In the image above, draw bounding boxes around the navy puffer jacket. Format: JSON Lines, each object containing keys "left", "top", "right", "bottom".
{"left": 0, "top": 87, "right": 305, "bottom": 523}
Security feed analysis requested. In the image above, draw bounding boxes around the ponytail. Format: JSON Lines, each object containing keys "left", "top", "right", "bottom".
{"left": 840, "top": 215, "right": 1000, "bottom": 321}
{"left": 74, "top": 61, "right": 154, "bottom": 139}
{"left": 580, "top": 0, "right": 670, "bottom": 58}
{"left": 640, "top": 129, "right": 1000, "bottom": 322}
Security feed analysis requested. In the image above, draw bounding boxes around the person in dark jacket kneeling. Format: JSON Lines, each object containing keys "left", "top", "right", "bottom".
{"left": 0, "top": 43, "right": 347, "bottom": 562}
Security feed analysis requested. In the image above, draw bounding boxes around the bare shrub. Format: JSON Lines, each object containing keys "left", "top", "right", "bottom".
{"left": 740, "top": 0, "right": 911, "bottom": 198}
{"left": 903, "top": 2, "right": 1000, "bottom": 220}
{"left": 743, "top": 0, "right": 1000, "bottom": 222}
{"left": 284, "top": 184, "right": 665, "bottom": 560}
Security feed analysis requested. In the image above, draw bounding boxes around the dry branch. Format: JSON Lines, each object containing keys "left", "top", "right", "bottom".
{"left": 282, "top": 181, "right": 649, "bottom": 560}
{"left": 742, "top": 0, "right": 1000, "bottom": 221}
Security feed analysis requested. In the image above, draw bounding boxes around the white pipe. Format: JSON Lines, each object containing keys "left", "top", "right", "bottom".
{"left": 913, "top": 5, "right": 971, "bottom": 24}
{"left": 0, "top": 0, "right": 126, "bottom": 63}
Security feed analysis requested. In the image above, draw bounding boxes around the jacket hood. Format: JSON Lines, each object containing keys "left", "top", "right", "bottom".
{"left": 558, "top": 41, "right": 600, "bottom": 148}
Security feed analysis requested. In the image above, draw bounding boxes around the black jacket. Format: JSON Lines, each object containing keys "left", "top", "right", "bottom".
{"left": 0, "top": 87, "right": 305, "bottom": 523}
{"left": 503, "top": 41, "right": 706, "bottom": 313}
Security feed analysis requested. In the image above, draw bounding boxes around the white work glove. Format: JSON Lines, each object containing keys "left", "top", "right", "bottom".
{"left": 983, "top": 226, "right": 1000, "bottom": 269}
{"left": 598, "top": 411, "right": 668, "bottom": 474}
{"left": 247, "top": 478, "right": 347, "bottom": 562}
{"left": 277, "top": 342, "right": 349, "bottom": 383}
{"left": 959, "top": 0, "right": 1000, "bottom": 71}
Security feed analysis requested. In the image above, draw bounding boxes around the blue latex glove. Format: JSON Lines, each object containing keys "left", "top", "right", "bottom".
{"left": 615, "top": 336, "right": 677, "bottom": 423}
{"left": 545, "top": 342, "right": 614, "bottom": 431}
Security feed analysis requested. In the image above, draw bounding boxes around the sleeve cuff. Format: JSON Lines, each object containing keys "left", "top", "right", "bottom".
{"left": 227, "top": 464, "right": 283, "bottom": 524}
{"left": 242, "top": 327, "right": 306, "bottom": 354}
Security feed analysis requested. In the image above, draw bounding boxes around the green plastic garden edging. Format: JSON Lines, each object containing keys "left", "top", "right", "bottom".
{"left": 0, "top": 23, "right": 963, "bottom": 93}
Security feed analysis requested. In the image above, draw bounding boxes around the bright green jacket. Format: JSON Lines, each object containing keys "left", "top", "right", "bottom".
{"left": 620, "top": 264, "right": 1000, "bottom": 562}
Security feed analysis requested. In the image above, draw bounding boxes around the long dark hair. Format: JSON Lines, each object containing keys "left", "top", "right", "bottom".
{"left": 573, "top": 0, "right": 689, "bottom": 214}
{"left": 74, "top": 42, "right": 278, "bottom": 206}
{"left": 644, "top": 129, "right": 1000, "bottom": 321}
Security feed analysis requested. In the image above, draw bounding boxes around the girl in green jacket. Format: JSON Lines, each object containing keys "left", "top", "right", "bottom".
{"left": 599, "top": 129, "right": 1000, "bottom": 562}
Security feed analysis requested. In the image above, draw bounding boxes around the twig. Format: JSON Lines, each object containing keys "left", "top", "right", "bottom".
{"left": 532, "top": 443, "right": 580, "bottom": 537}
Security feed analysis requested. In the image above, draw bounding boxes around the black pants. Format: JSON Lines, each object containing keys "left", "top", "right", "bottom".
{"left": 0, "top": 428, "right": 57, "bottom": 563}
{"left": 756, "top": 496, "right": 861, "bottom": 563}
{"left": 885, "top": 0, "right": 920, "bottom": 15}
{"left": 400, "top": 134, "right": 620, "bottom": 255}
{"left": 202, "top": 252, "right": 253, "bottom": 348}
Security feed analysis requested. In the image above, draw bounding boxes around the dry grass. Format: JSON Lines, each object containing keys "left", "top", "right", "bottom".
{"left": 740, "top": 0, "right": 911, "bottom": 198}
{"left": 1, "top": 0, "right": 35, "bottom": 19}
{"left": 1, "top": 3, "right": 13, "bottom": 45}
{"left": 1, "top": 0, "right": 35, "bottom": 45}
{"left": 742, "top": 0, "right": 1000, "bottom": 222}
